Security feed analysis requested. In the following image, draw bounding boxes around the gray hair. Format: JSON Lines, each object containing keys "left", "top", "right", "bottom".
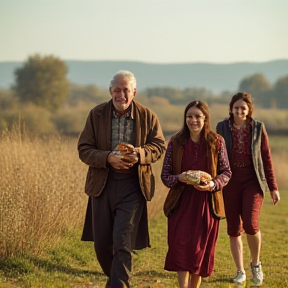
{"left": 109, "top": 70, "right": 137, "bottom": 90}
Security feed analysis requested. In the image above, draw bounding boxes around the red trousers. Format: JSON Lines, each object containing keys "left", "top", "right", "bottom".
{"left": 223, "top": 165, "right": 264, "bottom": 237}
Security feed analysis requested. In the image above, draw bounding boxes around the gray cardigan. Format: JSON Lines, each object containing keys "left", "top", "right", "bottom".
{"left": 216, "top": 118, "right": 276, "bottom": 194}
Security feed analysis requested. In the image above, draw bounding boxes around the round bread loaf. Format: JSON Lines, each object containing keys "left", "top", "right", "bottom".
{"left": 182, "top": 170, "right": 212, "bottom": 185}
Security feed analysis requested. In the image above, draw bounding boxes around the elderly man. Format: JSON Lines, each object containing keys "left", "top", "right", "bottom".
{"left": 78, "top": 70, "right": 166, "bottom": 288}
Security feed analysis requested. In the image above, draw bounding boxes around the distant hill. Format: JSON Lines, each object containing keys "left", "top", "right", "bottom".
{"left": 0, "top": 59, "right": 287, "bottom": 93}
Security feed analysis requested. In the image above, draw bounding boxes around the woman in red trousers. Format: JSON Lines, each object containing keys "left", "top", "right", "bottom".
{"left": 216, "top": 92, "right": 280, "bottom": 286}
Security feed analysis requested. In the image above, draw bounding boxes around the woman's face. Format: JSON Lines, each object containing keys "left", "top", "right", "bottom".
{"left": 231, "top": 99, "right": 249, "bottom": 121}
{"left": 186, "top": 106, "right": 205, "bottom": 135}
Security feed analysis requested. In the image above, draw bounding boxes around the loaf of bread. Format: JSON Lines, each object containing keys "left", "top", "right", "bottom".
{"left": 182, "top": 170, "right": 212, "bottom": 185}
{"left": 114, "top": 143, "right": 138, "bottom": 164}
{"left": 116, "top": 143, "right": 135, "bottom": 154}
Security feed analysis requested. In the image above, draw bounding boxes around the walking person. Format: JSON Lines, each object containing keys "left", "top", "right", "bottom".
{"left": 216, "top": 92, "right": 280, "bottom": 286}
{"left": 161, "top": 100, "right": 232, "bottom": 288}
{"left": 78, "top": 70, "right": 166, "bottom": 288}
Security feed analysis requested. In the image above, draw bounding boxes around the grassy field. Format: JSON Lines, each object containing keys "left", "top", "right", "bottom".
{"left": 0, "top": 193, "right": 287, "bottom": 288}
{"left": 0, "top": 133, "right": 287, "bottom": 288}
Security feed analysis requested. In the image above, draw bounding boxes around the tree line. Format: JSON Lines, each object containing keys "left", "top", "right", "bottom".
{"left": 0, "top": 54, "right": 288, "bottom": 136}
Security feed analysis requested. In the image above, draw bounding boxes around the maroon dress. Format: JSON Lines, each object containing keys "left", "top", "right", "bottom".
{"left": 164, "top": 137, "right": 219, "bottom": 277}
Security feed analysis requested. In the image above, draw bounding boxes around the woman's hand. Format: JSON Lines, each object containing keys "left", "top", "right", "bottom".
{"left": 270, "top": 190, "right": 280, "bottom": 205}
{"left": 194, "top": 181, "right": 215, "bottom": 192}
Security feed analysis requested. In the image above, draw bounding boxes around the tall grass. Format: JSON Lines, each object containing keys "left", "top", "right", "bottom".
{"left": 0, "top": 128, "right": 87, "bottom": 258}
{"left": 1, "top": 128, "right": 287, "bottom": 259}
{"left": 0, "top": 129, "right": 288, "bottom": 287}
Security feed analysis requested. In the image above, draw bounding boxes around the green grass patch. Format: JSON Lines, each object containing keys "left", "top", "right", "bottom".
{"left": 1, "top": 190, "right": 287, "bottom": 288}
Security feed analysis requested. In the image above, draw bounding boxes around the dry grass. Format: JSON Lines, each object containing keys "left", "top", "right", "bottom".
{"left": 0, "top": 127, "right": 165, "bottom": 259}
{"left": 0, "top": 128, "right": 287, "bottom": 259}
{"left": 0, "top": 129, "right": 287, "bottom": 287}
{"left": 0, "top": 129, "right": 88, "bottom": 258}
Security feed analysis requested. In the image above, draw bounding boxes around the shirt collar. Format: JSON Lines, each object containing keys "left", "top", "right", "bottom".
{"left": 112, "top": 101, "right": 135, "bottom": 119}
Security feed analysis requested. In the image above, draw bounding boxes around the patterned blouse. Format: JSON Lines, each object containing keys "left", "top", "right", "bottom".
{"left": 230, "top": 121, "right": 278, "bottom": 191}
{"left": 161, "top": 135, "right": 231, "bottom": 191}
{"left": 231, "top": 123, "right": 253, "bottom": 167}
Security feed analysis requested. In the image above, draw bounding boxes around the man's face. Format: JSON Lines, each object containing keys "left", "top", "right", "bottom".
{"left": 109, "top": 76, "right": 136, "bottom": 111}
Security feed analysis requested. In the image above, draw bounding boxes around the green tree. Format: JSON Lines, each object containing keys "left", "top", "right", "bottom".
{"left": 238, "top": 74, "right": 271, "bottom": 105}
{"left": 14, "top": 54, "right": 69, "bottom": 111}
{"left": 272, "top": 75, "right": 288, "bottom": 108}
{"left": 182, "top": 87, "right": 213, "bottom": 104}
{"left": 145, "top": 87, "right": 184, "bottom": 104}
{"left": 0, "top": 88, "right": 18, "bottom": 110}
{"left": 68, "top": 83, "right": 109, "bottom": 106}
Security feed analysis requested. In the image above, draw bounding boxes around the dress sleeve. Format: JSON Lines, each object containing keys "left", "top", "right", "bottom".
{"left": 161, "top": 140, "right": 180, "bottom": 188}
{"left": 261, "top": 125, "right": 278, "bottom": 191}
{"left": 213, "top": 136, "right": 232, "bottom": 191}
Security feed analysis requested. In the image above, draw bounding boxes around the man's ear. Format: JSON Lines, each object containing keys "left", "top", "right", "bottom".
{"left": 109, "top": 87, "right": 113, "bottom": 96}
{"left": 133, "top": 88, "right": 137, "bottom": 97}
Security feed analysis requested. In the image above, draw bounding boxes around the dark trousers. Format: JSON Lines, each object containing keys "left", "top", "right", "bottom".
{"left": 91, "top": 171, "right": 145, "bottom": 287}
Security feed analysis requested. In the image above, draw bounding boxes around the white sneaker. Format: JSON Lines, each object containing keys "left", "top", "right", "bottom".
{"left": 250, "top": 262, "right": 263, "bottom": 286}
{"left": 233, "top": 270, "right": 246, "bottom": 284}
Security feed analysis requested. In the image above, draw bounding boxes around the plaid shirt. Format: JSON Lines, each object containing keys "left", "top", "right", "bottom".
{"left": 111, "top": 109, "right": 134, "bottom": 150}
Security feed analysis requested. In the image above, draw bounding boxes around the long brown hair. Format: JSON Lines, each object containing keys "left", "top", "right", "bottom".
{"left": 173, "top": 100, "right": 211, "bottom": 146}
{"left": 229, "top": 92, "right": 254, "bottom": 123}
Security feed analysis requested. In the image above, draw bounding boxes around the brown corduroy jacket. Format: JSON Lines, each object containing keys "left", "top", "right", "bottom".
{"left": 78, "top": 99, "right": 166, "bottom": 201}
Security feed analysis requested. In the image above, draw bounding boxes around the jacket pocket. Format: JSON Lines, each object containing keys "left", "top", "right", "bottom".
{"left": 85, "top": 167, "right": 109, "bottom": 196}
{"left": 138, "top": 164, "right": 155, "bottom": 201}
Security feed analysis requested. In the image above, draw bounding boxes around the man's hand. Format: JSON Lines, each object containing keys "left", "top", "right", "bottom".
{"left": 108, "top": 149, "right": 138, "bottom": 170}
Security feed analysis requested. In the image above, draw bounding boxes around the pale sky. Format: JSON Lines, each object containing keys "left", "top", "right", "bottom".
{"left": 1, "top": 0, "right": 288, "bottom": 64}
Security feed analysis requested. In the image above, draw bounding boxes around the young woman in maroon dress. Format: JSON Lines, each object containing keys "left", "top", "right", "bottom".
{"left": 161, "top": 100, "right": 231, "bottom": 288}
{"left": 216, "top": 92, "right": 280, "bottom": 286}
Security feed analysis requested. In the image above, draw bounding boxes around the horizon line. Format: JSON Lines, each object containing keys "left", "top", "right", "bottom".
{"left": 0, "top": 58, "right": 287, "bottom": 65}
